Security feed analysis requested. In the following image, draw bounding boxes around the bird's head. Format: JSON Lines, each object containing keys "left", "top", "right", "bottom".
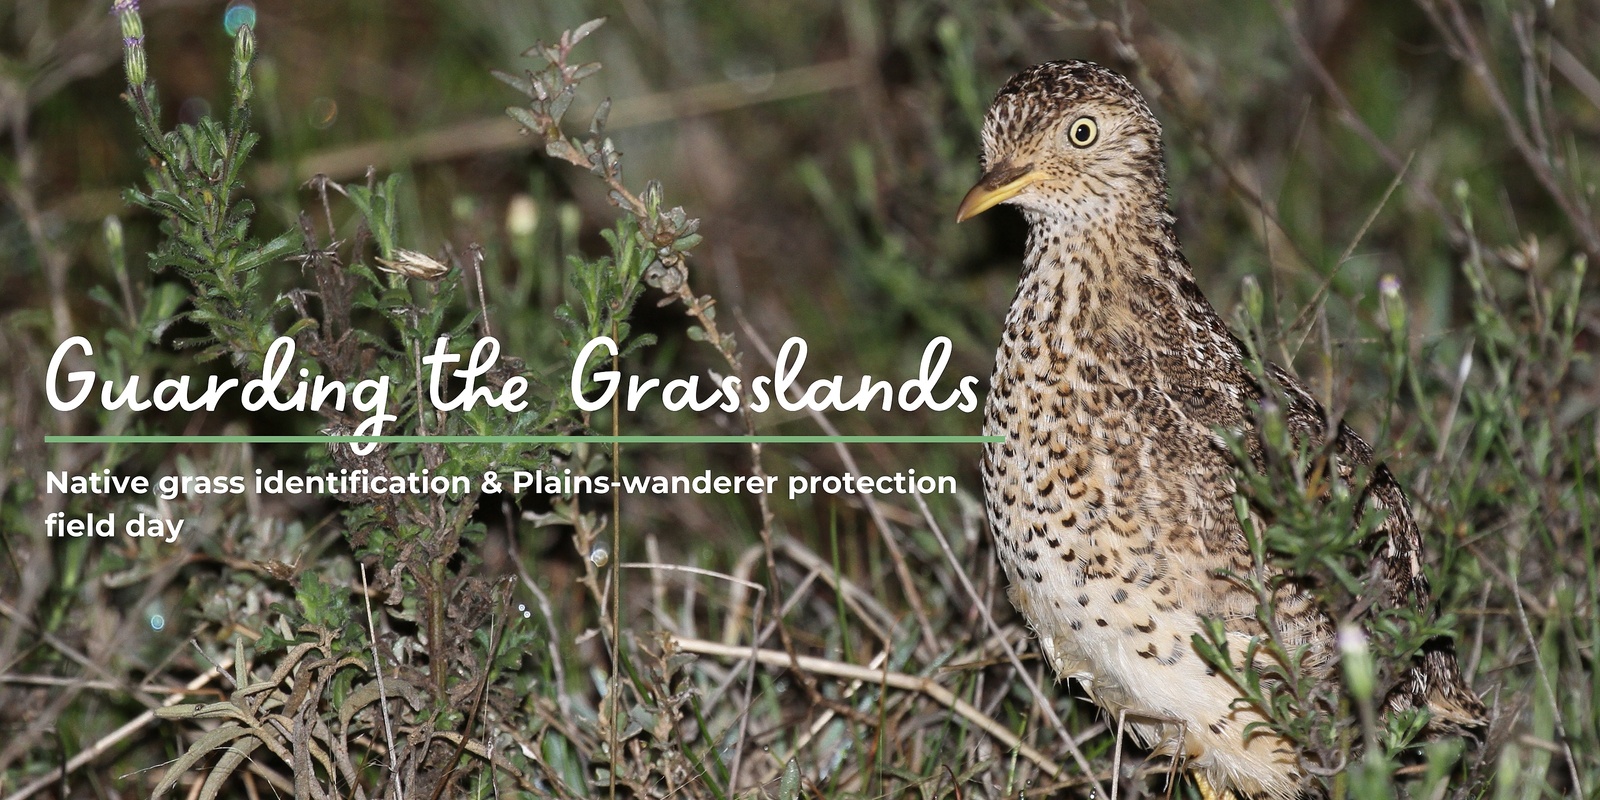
{"left": 957, "top": 61, "right": 1167, "bottom": 227}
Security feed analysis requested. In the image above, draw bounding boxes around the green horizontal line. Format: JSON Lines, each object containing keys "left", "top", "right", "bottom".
{"left": 46, "top": 435, "right": 1001, "bottom": 444}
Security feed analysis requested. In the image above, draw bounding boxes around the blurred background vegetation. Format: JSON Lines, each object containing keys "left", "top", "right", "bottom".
{"left": 2, "top": 0, "right": 1596, "bottom": 798}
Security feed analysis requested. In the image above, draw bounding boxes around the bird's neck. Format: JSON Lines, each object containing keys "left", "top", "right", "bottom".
{"left": 1007, "top": 200, "right": 1242, "bottom": 373}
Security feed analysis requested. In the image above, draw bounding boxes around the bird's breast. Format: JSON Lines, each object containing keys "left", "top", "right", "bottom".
{"left": 979, "top": 292, "right": 1248, "bottom": 700}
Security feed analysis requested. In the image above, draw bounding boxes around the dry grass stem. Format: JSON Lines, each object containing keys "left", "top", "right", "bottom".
{"left": 670, "top": 636, "right": 1064, "bottom": 781}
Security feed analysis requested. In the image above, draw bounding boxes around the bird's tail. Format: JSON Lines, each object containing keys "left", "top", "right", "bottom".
{"left": 1385, "top": 639, "right": 1487, "bottom": 737}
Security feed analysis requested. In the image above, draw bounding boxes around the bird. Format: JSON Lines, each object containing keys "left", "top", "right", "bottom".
{"left": 958, "top": 61, "right": 1484, "bottom": 799}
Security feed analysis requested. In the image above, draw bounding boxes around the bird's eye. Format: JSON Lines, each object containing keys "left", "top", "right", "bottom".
{"left": 1068, "top": 117, "right": 1098, "bottom": 148}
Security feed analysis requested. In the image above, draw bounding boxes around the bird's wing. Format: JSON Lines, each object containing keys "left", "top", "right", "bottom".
{"left": 1263, "top": 363, "right": 1486, "bottom": 734}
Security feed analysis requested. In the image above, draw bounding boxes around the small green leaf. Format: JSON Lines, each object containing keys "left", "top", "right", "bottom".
{"left": 779, "top": 757, "right": 801, "bottom": 800}
{"left": 569, "top": 17, "right": 606, "bottom": 46}
{"left": 491, "top": 69, "right": 534, "bottom": 96}
{"left": 152, "top": 724, "right": 257, "bottom": 798}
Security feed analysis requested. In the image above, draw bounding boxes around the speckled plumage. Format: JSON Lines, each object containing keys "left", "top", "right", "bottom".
{"left": 964, "top": 61, "right": 1484, "bottom": 799}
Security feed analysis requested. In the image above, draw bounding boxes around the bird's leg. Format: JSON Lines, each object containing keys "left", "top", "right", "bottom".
{"left": 1163, "top": 720, "right": 1188, "bottom": 799}
{"left": 1112, "top": 708, "right": 1127, "bottom": 799}
{"left": 1192, "top": 772, "right": 1235, "bottom": 800}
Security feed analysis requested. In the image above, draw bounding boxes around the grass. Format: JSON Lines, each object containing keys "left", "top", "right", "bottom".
{"left": 1, "top": 1, "right": 1597, "bottom": 798}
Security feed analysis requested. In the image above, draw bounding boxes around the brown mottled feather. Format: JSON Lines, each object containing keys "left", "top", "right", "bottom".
{"left": 969, "top": 61, "right": 1484, "bottom": 799}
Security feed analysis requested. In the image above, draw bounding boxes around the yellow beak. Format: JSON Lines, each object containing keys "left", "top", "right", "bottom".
{"left": 955, "top": 165, "right": 1046, "bottom": 222}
